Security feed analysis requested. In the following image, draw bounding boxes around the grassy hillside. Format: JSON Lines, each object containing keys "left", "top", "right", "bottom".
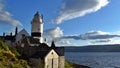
{"left": 0, "top": 38, "right": 30, "bottom": 68}
{"left": 65, "top": 61, "right": 89, "bottom": 68}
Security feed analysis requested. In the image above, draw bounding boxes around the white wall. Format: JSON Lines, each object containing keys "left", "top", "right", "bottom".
{"left": 16, "top": 29, "right": 29, "bottom": 42}
{"left": 45, "top": 50, "right": 59, "bottom": 68}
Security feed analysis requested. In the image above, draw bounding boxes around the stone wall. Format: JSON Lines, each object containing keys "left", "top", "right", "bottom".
{"left": 58, "top": 56, "right": 65, "bottom": 68}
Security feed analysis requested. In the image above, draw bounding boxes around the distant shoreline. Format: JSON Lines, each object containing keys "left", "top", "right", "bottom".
{"left": 65, "top": 44, "right": 120, "bottom": 52}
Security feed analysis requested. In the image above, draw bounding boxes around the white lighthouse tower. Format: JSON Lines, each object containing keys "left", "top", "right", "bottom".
{"left": 31, "top": 12, "right": 43, "bottom": 43}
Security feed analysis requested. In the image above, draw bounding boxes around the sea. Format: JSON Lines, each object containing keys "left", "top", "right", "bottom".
{"left": 65, "top": 52, "right": 120, "bottom": 68}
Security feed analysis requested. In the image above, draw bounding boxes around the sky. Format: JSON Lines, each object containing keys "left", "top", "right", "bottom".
{"left": 0, "top": 0, "right": 120, "bottom": 46}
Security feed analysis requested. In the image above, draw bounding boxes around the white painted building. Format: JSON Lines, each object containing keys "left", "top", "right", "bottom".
{"left": 45, "top": 49, "right": 59, "bottom": 68}
{"left": 15, "top": 29, "right": 29, "bottom": 43}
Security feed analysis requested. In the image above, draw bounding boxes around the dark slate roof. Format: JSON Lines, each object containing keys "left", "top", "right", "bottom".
{"left": 54, "top": 47, "right": 64, "bottom": 56}
{"left": 30, "top": 47, "right": 64, "bottom": 59}
{"left": 39, "top": 43, "right": 49, "bottom": 48}
{"left": 21, "top": 36, "right": 40, "bottom": 44}
{"left": 50, "top": 41, "right": 64, "bottom": 56}
{"left": 30, "top": 50, "right": 50, "bottom": 59}
{"left": 0, "top": 36, "right": 15, "bottom": 41}
{"left": 27, "top": 37, "right": 40, "bottom": 44}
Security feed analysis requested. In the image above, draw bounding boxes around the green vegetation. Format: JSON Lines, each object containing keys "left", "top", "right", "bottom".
{"left": 0, "top": 41, "right": 9, "bottom": 51}
{"left": 65, "top": 61, "right": 89, "bottom": 68}
{"left": 65, "top": 61, "right": 74, "bottom": 68}
{"left": 0, "top": 39, "right": 30, "bottom": 68}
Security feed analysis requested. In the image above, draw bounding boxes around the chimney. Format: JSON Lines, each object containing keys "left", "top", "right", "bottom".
{"left": 51, "top": 41, "right": 56, "bottom": 48}
{"left": 10, "top": 32, "right": 12, "bottom": 36}
{"left": 3, "top": 32, "right": 5, "bottom": 36}
{"left": 15, "top": 27, "right": 18, "bottom": 36}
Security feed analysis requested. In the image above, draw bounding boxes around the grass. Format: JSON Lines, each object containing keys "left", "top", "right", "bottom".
{"left": 65, "top": 61, "right": 90, "bottom": 68}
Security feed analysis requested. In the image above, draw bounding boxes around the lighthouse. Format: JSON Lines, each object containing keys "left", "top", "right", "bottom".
{"left": 31, "top": 12, "right": 43, "bottom": 43}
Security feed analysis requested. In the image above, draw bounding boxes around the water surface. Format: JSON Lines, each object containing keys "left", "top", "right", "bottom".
{"left": 65, "top": 52, "right": 120, "bottom": 68}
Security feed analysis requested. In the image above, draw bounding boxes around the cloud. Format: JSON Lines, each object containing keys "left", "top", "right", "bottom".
{"left": 44, "top": 27, "right": 72, "bottom": 45}
{"left": 44, "top": 27, "right": 63, "bottom": 42}
{"left": 44, "top": 27, "right": 120, "bottom": 45}
{"left": 58, "top": 40, "right": 71, "bottom": 45}
{"left": 91, "top": 39, "right": 112, "bottom": 43}
{"left": 44, "top": 27, "right": 120, "bottom": 43}
{"left": 53, "top": 0, "right": 109, "bottom": 24}
{"left": 0, "top": 0, "right": 22, "bottom": 27}
{"left": 89, "top": 39, "right": 120, "bottom": 45}
{"left": 62, "top": 31, "right": 120, "bottom": 40}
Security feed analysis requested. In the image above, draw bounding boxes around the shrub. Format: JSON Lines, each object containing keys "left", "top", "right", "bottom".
{"left": 0, "top": 41, "right": 9, "bottom": 51}
{"left": 8, "top": 46, "right": 21, "bottom": 57}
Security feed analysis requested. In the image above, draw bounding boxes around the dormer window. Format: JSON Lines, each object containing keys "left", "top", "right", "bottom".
{"left": 51, "top": 52, "right": 53, "bottom": 55}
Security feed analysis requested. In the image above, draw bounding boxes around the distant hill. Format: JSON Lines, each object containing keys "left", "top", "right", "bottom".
{"left": 65, "top": 44, "right": 120, "bottom": 52}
